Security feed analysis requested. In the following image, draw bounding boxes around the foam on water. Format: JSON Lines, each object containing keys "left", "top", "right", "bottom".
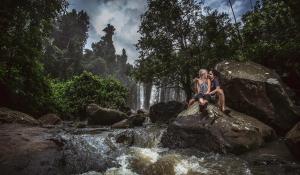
{"left": 174, "top": 157, "right": 209, "bottom": 175}
{"left": 105, "top": 154, "right": 138, "bottom": 175}
{"left": 131, "top": 147, "right": 161, "bottom": 163}
{"left": 80, "top": 171, "right": 102, "bottom": 175}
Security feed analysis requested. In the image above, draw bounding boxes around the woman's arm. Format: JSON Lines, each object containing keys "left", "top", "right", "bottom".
{"left": 196, "top": 79, "right": 200, "bottom": 94}
{"left": 205, "top": 79, "right": 211, "bottom": 94}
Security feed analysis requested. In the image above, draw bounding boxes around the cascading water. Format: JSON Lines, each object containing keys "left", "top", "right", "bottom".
{"left": 138, "top": 83, "right": 187, "bottom": 110}
{"left": 53, "top": 122, "right": 283, "bottom": 175}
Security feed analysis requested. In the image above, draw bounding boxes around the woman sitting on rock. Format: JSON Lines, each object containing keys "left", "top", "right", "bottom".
{"left": 188, "top": 69, "right": 211, "bottom": 110}
{"left": 208, "top": 70, "right": 226, "bottom": 112}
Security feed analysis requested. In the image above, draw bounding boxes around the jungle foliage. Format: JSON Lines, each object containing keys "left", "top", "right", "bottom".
{"left": 51, "top": 71, "right": 128, "bottom": 119}
{"left": 133, "top": 0, "right": 300, "bottom": 99}
{"left": 0, "top": 0, "right": 132, "bottom": 116}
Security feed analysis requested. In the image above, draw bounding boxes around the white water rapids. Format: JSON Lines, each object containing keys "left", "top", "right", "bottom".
{"left": 57, "top": 124, "right": 257, "bottom": 175}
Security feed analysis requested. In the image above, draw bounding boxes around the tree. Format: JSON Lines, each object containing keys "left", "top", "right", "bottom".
{"left": 133, "top": 0, "right": 238, "bottom": 100}
{"left": 285, "top": 0, "right": 300, "bottom": 27}
{"left": 0, "top": 0, "right": 67, "bottom": 114}
{"left": 44, "top": 9, "right": 90, "bottom": 79}
{"left": 241, "top": 0, "right": 300, "bottom": 75}
{"left": 240, "top": 0, "right": 300, "bottom": 100}
{"left": 92, "top": 24, "right": 116, "bottom": 73}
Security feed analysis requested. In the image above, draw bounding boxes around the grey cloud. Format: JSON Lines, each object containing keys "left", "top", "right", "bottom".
{"left": 68, "top": 0, "right": 146, "bottom": 64}
{"left": 68, "top": 0, "right": 252, "bottom": 64}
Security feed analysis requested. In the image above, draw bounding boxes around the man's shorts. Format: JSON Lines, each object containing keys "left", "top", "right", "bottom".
{"left": 192, "top": 93, "right": 205, "bottom": 100}
{"left": 205, "top": 94, "right": 217, "bottom": 103}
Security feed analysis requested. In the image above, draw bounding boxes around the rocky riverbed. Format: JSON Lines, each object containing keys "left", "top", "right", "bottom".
{"left": 0, "top": 122, "right": 299, "bottom": 175}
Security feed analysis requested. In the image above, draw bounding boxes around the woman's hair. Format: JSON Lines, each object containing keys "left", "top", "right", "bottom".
{"left": 199, "top": 69, "right": 207, "bottom": 77}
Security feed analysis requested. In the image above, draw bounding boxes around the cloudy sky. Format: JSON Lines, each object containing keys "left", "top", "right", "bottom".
{"left": 68, "top": 0, "right": 254, "bottom": 64}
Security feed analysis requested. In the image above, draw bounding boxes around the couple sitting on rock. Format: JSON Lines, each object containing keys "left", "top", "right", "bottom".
{"left": 188, "top": 69, "right": 226, "bottom": 112}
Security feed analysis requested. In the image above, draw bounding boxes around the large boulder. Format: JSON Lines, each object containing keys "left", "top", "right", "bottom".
{"left": 285, "top": 122, "right": 300, "bottom": 160}
{"left": 111, "top": 119, "right": 130, "bottom": 129}
{"left": 161, "top": 102, "right": 277, "bottom": 154}
{"left": 241, "top": 139, "right": 300, "bottom": 174}
{"left": 149, "top": 101, "right": 186, "bottom": 123}
{"left": 129, "top": 113, "right": 147, "bottom": 126}
{"left": 86, "top": 104, "right": 128, "bottom": 125}
{"left": 0, "top": 124, "right": 63, "bottom": 175}
{"left": 0, "top": 107, "right": 40, "bottom": 126}
{"left": 111, "top": 114, "right": 146, "bottom": 129}
{"left": 215, "top": 60, "right": 300, "bottom": 135}
{"left": 0, "top": 124, "right": 114, "bottom": 175}
{"left": 39, "top": 113, "right": 62, "bottom": 125}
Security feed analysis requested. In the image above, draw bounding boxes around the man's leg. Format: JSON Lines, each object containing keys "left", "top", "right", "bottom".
{"left": 216, "top": 89, "right": 225, "bottom": 111}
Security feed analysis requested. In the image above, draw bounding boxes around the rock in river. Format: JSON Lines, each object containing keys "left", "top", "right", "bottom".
{"left": 111, "top": 114, "right": 147, "bottom": 129}
{"left": 0, "top": 107, "right": 40, "bottom": 126}
{"left": 162, "top": 102, "right": 277, "bottom": 154}
{"left": 285, "top": 121, "right": 300, "bottom": 160}
{"left": 39, "top": 113, "right": 62, "bottom": 125}
{"left": 149, "top": 101, "right": 186, "bottom": 123}
{"left": 86, "top": 104, "right": 128, "bottom": 125}
{"left": 215, "top": 60, "right": 300, "bottom": 135}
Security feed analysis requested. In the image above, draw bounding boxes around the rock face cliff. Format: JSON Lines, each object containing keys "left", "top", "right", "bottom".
{"left": 215, "top": 60, "right": 300, "bottom": 135}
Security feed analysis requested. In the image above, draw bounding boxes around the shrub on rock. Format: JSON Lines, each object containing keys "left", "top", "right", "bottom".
{"left": 51, "top": 71, "right": 128, "bottom": 119}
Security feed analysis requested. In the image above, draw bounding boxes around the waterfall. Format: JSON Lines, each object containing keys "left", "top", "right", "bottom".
{"left": 137, "top": 81, "right": 186, "bottom": 110}
{"left": 137, "top": 83, "right": 143, "bottom": 110}
{"left": 143, "top": 82, "right": 152, "bottom": 110}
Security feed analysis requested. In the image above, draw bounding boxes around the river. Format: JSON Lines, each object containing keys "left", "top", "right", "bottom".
{"left": 53, "top": 122, "right": 300, "bottom": 175}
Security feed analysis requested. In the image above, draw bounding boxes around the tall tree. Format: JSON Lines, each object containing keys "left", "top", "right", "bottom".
{"left": 133, "top": 0, "right": 238, "bottom": 100}
{"left": 44, "top": 9, "right": 90, "bottom": 78}
{"left": 241, "top": 0, "right": 299, "bottom": 74}
{"left": 92, "top": 24, "right": 116, "bottom": 73}
{"left": 0, "top": 0, "right": 67, "bottom": 114}
{"left": 241, "top": 0, "right": 300, "bottom": 99}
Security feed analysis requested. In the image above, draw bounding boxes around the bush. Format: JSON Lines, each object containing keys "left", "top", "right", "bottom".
{"left": 51, "top": 71, "right": 128, "bottom": 119}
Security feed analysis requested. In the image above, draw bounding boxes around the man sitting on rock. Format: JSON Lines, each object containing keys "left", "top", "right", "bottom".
{"left": 207, "top": 70, "right": 226, "bottom": 112}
